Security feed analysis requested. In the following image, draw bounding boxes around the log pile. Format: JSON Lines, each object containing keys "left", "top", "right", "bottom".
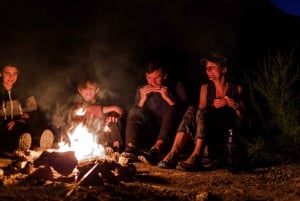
{"left": 0, "top": 150, "right": 137, "bottom": 187}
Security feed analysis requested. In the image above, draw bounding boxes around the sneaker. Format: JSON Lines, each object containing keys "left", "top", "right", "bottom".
{"left": 40, "top": 129, "right": 54, "bottom": 151}
{"left": 18, "top": 133, "right": 32, "bottom": 151}
{"left": 138, "top": 148, "right": 159, "bottom": 166}
{"left": 104, "top": 146, "right": 114, "bottom": 155}
{"left": 120, "top": 147, "right": 139, "bottom": 163}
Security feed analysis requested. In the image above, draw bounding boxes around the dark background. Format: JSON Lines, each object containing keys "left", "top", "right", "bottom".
{"left": 0, "top": 0, "right": 299, "bottom": 118}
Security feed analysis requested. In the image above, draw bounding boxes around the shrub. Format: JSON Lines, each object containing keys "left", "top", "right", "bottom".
{"left": 243, "top": 48, "right": 300, "bottom": 162}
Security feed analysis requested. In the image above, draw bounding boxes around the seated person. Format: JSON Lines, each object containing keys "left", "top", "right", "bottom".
{"left": 122, "top": 61, "right": 188, "bottom": 164}
{"left": 68, "top": 76, "right": 124, "bottom": 153}
{"left": 0, "top": 64, "right": 54, "bottom": 156}
{"left": 157, "top": 52, "right": 247, "bottom": 171}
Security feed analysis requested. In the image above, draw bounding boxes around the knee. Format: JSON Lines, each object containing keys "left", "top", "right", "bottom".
{"left": 128, "top": 106, "right": 142, "bottom": 114}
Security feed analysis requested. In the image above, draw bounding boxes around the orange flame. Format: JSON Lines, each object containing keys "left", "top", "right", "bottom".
{"left": 58, "top": 123, "right": 106, "bottom": 161}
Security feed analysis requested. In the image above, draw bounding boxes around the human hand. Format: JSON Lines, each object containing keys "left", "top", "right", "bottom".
{"left": 139, "top": 85, "right": 155, "bottom": 101}
{"left": 7, "top": 121, "right": 16, "bottom": 131}
{"left": 21, "top": 113, "right": 30, "bottom": 119}
{"left": 157, "top": 86, "right": 169, "bottom": 100}
{"left": 224, "top": 96, "right": 240, "bottom": 110}
{"left": 105, "top": 116, "right": 119, "bottom": 123}
{"left": 143, "top": 85, "right": 168, "bottom": 97}
{"left": 213, "top": 97, "right": 227, "bottom": 108}
{"left": 105, "top": 111, "right": 121, "bottom": 123}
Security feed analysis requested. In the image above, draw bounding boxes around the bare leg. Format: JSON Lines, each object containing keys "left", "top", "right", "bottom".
{"left": 162, "top": 132, "right": 190, "bottom": 162}
{"left": 181, "top": 138, "right": 204, "bottom": 163}
{"left": 151, "top": 139, "right": 164, "bottom": 153}
{"left": 176, "top": 138, "right": 205, "bottom": 171}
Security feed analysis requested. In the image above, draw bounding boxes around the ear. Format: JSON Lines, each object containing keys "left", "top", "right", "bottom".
{"left": 222, "top": 67, "right": 227, "bottom": 74}
{"left": 95, "top": 87, "right": 100, "bottom": 93}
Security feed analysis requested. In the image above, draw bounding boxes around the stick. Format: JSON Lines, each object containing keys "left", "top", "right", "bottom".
{"left": 63, "top": 161, "right": 99, "bottom": 200}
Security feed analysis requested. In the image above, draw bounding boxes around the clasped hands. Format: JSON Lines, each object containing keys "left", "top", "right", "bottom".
{"left": 139, "top": 84, "right": 168, "bottom": 100}
{"left": 213, "top": 96, "right": 240, "bottom": 110}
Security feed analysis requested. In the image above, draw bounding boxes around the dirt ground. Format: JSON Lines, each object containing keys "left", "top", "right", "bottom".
{"left": 0, "top": 152, "right": 299, "bottom": 201}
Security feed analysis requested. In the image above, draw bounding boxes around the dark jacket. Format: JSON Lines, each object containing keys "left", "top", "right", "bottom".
{"left": 134, "top": 81, "right": 188, "bottom": 118}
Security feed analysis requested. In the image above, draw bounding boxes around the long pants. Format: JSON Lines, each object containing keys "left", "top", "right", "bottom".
{"left": 98, "top": 121, "right": 123, "bottom": 147}
{"left": 125, "top": 104, "right": 186, "bottom": 151}
{"left": 0, "top": 120, "right": 30, "bottom": 152}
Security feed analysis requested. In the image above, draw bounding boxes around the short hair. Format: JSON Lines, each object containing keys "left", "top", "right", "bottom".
{"left": 1, "top": 64, "right": 19, "bottom": 72}
{"left": 145, "top": 61, "right": 165, "bottom": 74}
{"left": 77, "top": 76, "right": 100, "bottom": 89}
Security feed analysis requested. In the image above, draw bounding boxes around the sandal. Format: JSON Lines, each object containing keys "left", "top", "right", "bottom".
{"left": 157, "top": 151, "right": 178, "bottom": 169}
{"left": 176, "top": 154, "right": 202, "bottom": 172}
{"left": 157, "top": 160, "right": 177, "bottom": 169}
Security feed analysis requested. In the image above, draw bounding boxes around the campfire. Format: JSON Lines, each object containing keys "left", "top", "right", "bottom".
{"left": 0, "top": 107, "right": 136, "bottom": 199}
{"left": 58, "top": 122, "right": 106, "bottom": 161}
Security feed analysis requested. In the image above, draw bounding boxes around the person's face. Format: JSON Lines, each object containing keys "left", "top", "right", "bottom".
{"left": 205, "top": 60, "right": 226, "bottom": 81}
{"left": 145, "top": 68, "right": 165, "bottom": 87}
{"left": 78, "top": 82, "right": 99, "bottom": 103}
{"left": 1, "top": 65, "right": 19, "bottom": 89}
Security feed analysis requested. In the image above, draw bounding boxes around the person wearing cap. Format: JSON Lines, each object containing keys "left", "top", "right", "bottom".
{"left": 157, "top": 52, "right": 246, "bottom": 171}
{"left": 122, "top": 61, "right": 188, "bottom": 165}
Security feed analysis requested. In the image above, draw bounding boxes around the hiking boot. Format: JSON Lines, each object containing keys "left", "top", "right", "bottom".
{"left": 18, "top": 133, "right": 32, "bottom": 151}
{"left": 138, "top": 148, "right": 159, "bottom": 166}
{"left": 40, "top": 129, "right": 54, "bottom": 151}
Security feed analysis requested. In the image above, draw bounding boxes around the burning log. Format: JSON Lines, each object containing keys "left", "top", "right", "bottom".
{"left": 76, "top": 158, "right": 137, "bottom": 184}
{"left": 33, "top": 151, "right": 78, "bottom": 176}
{"left": 31, "top": 151, "right": 137, "bottom": 184}
{"left": 0, "top": 150, "right": 138, "bottom": 201}
{"left": 63, "top": 159, "right": 137, "bottom": 199}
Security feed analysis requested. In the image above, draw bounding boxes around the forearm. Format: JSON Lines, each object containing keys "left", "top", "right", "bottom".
{"left": 137, "top": 98, "right": 147, "bottom": 107}
{"left": 103, "top": 106, "right": 122, "bottom": 115}
{"left": 235, "top": 106, "right": 246, "bottom": 125}
{"left": 164, "top": 97, "right": 176, "bottom": 106}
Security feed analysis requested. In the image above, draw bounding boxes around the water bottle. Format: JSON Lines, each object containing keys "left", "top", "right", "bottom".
{"left": 227, "top": 128, "right": 239, "bottom": 172}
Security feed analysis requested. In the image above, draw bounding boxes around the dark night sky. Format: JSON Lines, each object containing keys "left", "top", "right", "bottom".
{"left": 0, "top": 0, "right": 299, "bottom": 120}
{"left": 271, "top": 0, "right": 300, "bottom": 16}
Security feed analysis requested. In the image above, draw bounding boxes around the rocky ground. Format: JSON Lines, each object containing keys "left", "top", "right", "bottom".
{"left": 0, "top": 150, "right": 299, "bottom": 201}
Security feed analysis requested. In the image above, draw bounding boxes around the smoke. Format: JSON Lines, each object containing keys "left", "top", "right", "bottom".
{"left": 0, "top": 0, "right": 243, "bottom": 132}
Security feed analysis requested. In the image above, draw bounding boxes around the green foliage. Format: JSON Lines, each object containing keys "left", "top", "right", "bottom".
{"left": 243, "top": 48, "right": 300, "bottom": 161}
